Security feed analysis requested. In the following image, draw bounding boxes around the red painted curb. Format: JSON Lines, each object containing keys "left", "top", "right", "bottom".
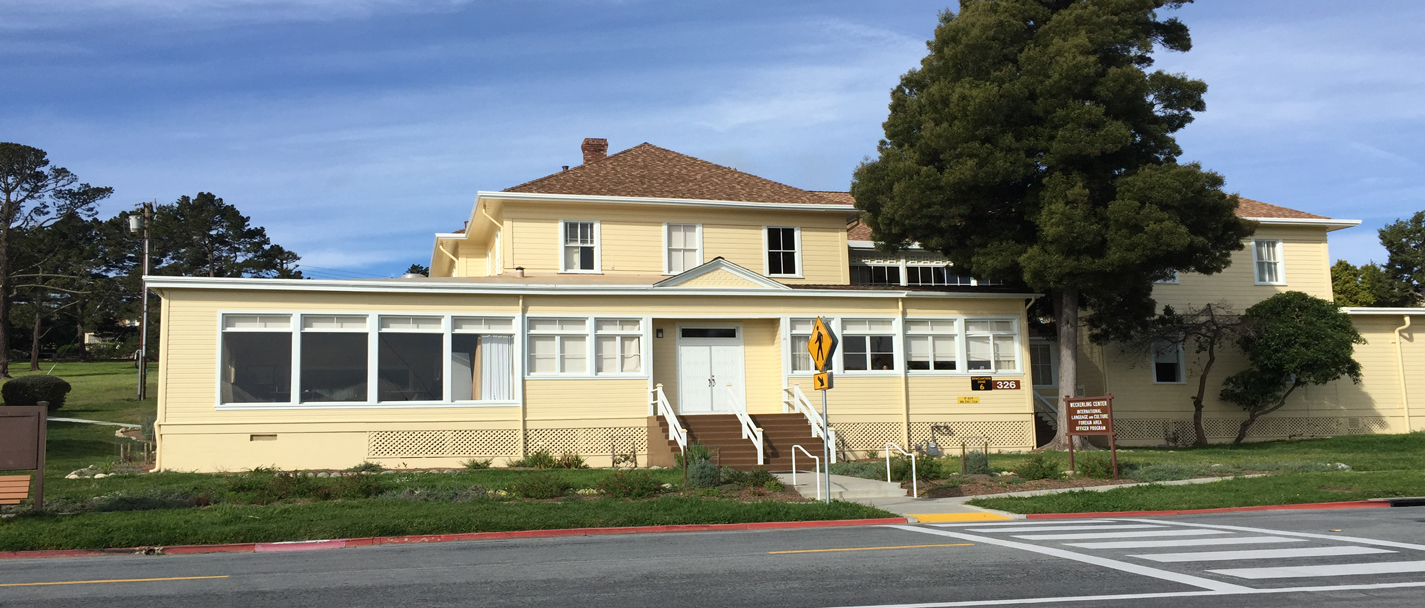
{"left": 1025, "top": 500, "right": 1388, "bottom": 519}
{"left": 0, "top": 517, "right": 908, "bottom": 560}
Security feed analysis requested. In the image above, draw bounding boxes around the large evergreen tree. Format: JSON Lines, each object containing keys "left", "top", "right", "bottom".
{"left": 150, "top": 192, "right": 304, "bottom": 279}
{"left": 851, "top": 0, "right": 1253, "bottom": 448}
{"left": 1379, "top": 210, "right": 1424, "bottom": 306}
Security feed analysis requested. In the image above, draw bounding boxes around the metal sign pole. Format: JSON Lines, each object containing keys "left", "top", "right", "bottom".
{"left": 821, "top": 388, "right": 830, "bottom": 504}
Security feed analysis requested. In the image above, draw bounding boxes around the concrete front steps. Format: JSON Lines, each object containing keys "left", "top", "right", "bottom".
{"left": 776, "top": 472, "right": 907, "bottom": 501}
{"left": 648, "top": 413, "right": 824, "bottom": 470}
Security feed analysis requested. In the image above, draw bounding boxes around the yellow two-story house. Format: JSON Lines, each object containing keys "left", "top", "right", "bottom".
{"left": 149, "top": 139, "right": 1422, "bottom": 471}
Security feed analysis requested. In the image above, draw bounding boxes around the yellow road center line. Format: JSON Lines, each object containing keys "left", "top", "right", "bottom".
{"left": 0, "top": 575, "right": 229, "bottom": 588}
{"left": 770, "top": 543, "right": 972, "bottom": 555}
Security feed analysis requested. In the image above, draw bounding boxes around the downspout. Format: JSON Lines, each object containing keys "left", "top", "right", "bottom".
{"left": 899, "top": 298, "right": 911, "bottom": 448}
{"left": 519, "top": 294, "right": 528, "bottom": 457}
{"left": 1395, "top": 315, "right": 1413, "bottom": 433}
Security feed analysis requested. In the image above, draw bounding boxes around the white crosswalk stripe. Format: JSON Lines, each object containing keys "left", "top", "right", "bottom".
{"left": 1067, "top": 535, "right": 1307, "bottom": 549}
{"left": 965, "top": 524, "right": 1165, "bottom": 533}
{"left": 1209, "top": 560, "right": 1425, "bottom": 579}
{"left": 1014, "top": 529, "right": 1227, "bottom": 541}
{"left": 1130, "top": 546, "right": 1395, "bottom": 562}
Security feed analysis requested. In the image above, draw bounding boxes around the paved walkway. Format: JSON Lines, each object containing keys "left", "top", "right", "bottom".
{"left": 49, "top": 417, "right": 140, "bottom": 428}
{"left": 778, "top": 471, "right": 1254, "bottom": 523}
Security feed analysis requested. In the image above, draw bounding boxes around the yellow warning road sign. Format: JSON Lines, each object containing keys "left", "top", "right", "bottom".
{"left": 808, "top": 317, "right": 837, "bottom": 372}
{"left": 813, "top": 371, "right": 833, "bottom": 391}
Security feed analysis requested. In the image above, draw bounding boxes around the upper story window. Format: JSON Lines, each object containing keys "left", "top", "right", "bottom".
{"left": 842, "top": 318, "right": 896, "bottom": 371}
{"left": 965, "top": 319, "right": 1018, "bottom": 372}
{"left": 1253, "top": 239, "right": 1284, "bottom": 285}
{"left": 850, "top": 264, "right": 900, "bottom": 285}
{"left": 766, "top": 226, "right": 800, "bottom": 276}
{"left": 562, "top": 221, "right": 599, "bottom": 273}
{"left": 665, "top": 224, "right": 701, "bottom": 274}
{"left": 905, "top": 319, "right": 957, "bottom": 370}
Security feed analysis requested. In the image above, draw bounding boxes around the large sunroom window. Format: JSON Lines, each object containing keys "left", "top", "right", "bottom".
{"left": 452, "top": 317, "right": 515, "bottom": 401}
{"left": 528, "top": 318, "right": 589, "bottom": 375}
{"left": 377, "top": 316, "right": 443, "bottom": 402}
{"left": 301, "top": 315, "right": 369, "bottom": 403}
{"left": 220, "top": 314, "right": 292, "bottom": 404}
{"left": 595, "top": 319, "right": 643, "bottom": 374}
{"left": 788, "top": 318, "right": 816, "bottom": 372}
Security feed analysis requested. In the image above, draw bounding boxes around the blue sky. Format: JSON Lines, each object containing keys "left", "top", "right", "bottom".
{"left": 3, "top": 1, "right": 1421, "bottom": 279}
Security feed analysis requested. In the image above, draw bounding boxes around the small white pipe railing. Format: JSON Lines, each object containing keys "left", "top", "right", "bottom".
{"left": 650, "top": 384, "right": 686, "bottom": 455}
{"left": 724, "top": 383, "right": 764, "bottom": 466}
{"left": 791, "top": 444, "right": 821, "bottom": 501}
{"left": 885, "top": 441, "right": 918, "bottom": 499}
{"left": 783, "top": 384, "right": 837, "bottom": 464}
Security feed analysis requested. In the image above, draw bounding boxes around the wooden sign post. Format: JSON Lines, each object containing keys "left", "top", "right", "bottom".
{"left": 1063, "top": 394, "right": 1117, "bottom": 478}
{"left": 0, "top": 406, "right": 47, "bottom": 511}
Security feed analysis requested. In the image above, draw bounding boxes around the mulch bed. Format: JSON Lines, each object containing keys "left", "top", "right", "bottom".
{"left": 919, "top": 475, "right": 1139, "bottom": 498}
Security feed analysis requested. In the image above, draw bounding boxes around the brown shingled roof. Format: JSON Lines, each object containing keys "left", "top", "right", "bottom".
{"left": 503, "top": 143, "right": 847, "bottom": 205}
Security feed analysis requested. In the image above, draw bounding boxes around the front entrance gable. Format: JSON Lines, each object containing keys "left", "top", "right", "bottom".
{"left": 653, "top": 257, "right": 790, "bottom": 290}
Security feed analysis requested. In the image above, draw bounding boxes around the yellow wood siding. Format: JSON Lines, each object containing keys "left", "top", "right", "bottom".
{"left": 1152, "top": 226, "right": 1333, "bottom": 312}
{"left": 675, "top": 269, "right": 764, "bottom": 288}
{"left": 491, "top": 199, "right": 849, "bottom": 283}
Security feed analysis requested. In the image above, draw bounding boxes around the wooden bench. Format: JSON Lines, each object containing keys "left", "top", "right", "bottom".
{"left": 0, "top": 475, "right": 32, "bottom": 506}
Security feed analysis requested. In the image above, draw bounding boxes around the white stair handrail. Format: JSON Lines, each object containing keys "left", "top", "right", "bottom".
{"left": 791, "top": 444, "right": 821, "bottom": 501}
{"left": 723, "top": 383, "right": 764, "bottom": 466}
{"left": 783, "top": 384, "right": 837, "bottom": 464}
{"left": 650, "top": 384, "right": 686, "bottom": 455}
{"left": 884, "top": 442, "right": 918, "bottom": 499}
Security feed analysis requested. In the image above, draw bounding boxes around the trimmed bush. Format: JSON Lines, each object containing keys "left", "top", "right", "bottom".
{"left": 508, "top": 472, "right": 573, "bottom": 499}
{"left": 506, "top": 450, "right": 558, "bottom": 469}
{"left": 963, "top": 451, "right": 992, "bottom": 475}
{"left": 1015, "top": 453, "right": 1063, "bottom": 480}
{"left": 2, "top": 375, "right": 72, "bottom": 412}
{"left": 596, "top": 471, "right": 663, "bottom": 499}
{"left": 685, "top": 459, "right": 721, "bottom": 488}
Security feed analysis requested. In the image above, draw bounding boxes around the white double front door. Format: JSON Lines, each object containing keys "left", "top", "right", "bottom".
{"left": 677, "top": 325, "right": 746, "bottom": 415}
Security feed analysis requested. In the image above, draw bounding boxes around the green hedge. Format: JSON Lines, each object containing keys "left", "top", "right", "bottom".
{"left": 2, "top": 375, "right": 71, "bottom": 412}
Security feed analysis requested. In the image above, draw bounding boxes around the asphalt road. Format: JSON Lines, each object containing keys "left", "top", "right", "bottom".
{"left": 3, "top": 508, "right": 1424, "bottom": 607}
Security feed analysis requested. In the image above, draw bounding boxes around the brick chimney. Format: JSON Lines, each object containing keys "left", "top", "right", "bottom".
{"left": 581, "top": 138, "right": 608, "bottom": 165}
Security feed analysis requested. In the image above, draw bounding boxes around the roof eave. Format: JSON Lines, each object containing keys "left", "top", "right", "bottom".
{"left": 1244, "top": 217, "right": 1362, "bottom": 232}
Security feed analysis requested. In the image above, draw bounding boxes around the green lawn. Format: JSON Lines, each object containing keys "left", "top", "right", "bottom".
{"left": 7, "top": 361, "right": 156, "bottom": 424}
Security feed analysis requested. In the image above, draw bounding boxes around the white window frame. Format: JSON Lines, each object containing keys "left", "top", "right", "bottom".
{"left": 785, "top": 317, "right": 819, "bottom": 375}
{"left": 217, "top": 313, "right": 296, "bottom": 407}
{"left": 963, "top": 317, "right": 1022, "bottom": 374}
{"left": 559, "top": 220, "right": 601, "bottom": 274}
{"left": 904, "top": 318, "right": 960, "bottom": 374}
{"left": 450, "top": 316, "right": 519, "bottom": 403}
{"left": 1252, "top": 239, "right": 1285, "bottom": 286}
{"left": 763, "top": 225, "right": 803, "bottom": 278}
{"left": 1151, "top": 339, "right": 1187, "bottom": 385}
{"left": 526, "top": 317, "right": 592, "bottom": 376}
{"left": 594, "top": 318, "right": 645, "bottom": 376}
{"left": 376, "top": 315, "right": 446, "bottom": 405}
{"left": 214, "top": 311, "right": 521, "bottom": 410}
{"left": 839, "top": 317, "right": 899, "bottom": 374}
{"left": 1029, "top": 339, "right": 1058, "bottom": 388}
{"left": 662, "top": 223, "right": 703, "bottom": 275}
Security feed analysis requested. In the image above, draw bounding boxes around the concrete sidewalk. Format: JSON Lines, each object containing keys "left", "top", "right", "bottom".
{"left": 776, "top": 472, "right": 1016, "bottom": 522}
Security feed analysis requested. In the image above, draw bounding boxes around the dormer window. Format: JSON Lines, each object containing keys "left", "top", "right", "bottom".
{"left": 561, "top": 221, "right": 599, "bottom": 273}
{"left": 765, "top": 226, "right": 800, "bottom": 277}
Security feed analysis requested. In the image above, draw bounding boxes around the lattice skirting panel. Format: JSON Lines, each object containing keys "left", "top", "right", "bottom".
{"left": 829, "top": 422, "right": 904, "bottom": 452}
{"left": 1115, "top": 416, "right": 1394, "bottom": 443}
{"left": 910, "top": 421, "right": 1034, "bottom": 450}
{"left": 526, "top": 427, "right": 647, "bottom": 456}
{"left": 369, "top": 429, "right": 520, "bottom": 458}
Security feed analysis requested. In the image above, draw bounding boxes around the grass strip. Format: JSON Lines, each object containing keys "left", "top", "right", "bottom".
{"left": 966, "top": 471, "right": 1425, "bottom": 514}
{"left": 0, "top": 497, "right": 891, "bottom": 552}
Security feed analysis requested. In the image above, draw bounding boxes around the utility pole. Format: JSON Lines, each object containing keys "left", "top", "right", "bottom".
{"left": 129, "top": 201, "right": 154, "bottom": 400}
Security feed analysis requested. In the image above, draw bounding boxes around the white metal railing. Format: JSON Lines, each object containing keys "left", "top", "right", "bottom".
{"left": 1033, "top": 391, "right": 1058, "bottom": 415}
{"left": 650, "top": 384, "right": 687, "bottom": 455}
{"left": 783, "top": 384, "right": 837, "bottom": 464}
{"left": 885, "top": 442, "right": 918, "bottom": 499}
{"left": 791, "top": 444, "right": 821, "bottom": 501}
{"left": 724, "top": 383, "right": 764, "bottom": 465}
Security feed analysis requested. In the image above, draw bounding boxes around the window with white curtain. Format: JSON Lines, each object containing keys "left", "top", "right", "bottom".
{"left": 595, "top": 319, "right": 643, "bottom": 374}
{"left": 788, "top": 318, "right": 816, "bottom": 372}
{"left": 965, "top": 319, "right": 1019, "bottom": 372}
{"left": 666, "top": 224, "right": 700, "bottom": 274}
{"left": 451, "top": 316, "right": 515, "bottom": 401}
{"left": 1253, "top": 240, "right": 1284, "bottom": 285}
{"left": 842, "top": 318, "right": 896, "bottom": 371}
{"left": 528, "top": 318, "right": 589, "bottom": 374}
{"left": 905, "top": 319, "right": 957, "bottom": 371}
